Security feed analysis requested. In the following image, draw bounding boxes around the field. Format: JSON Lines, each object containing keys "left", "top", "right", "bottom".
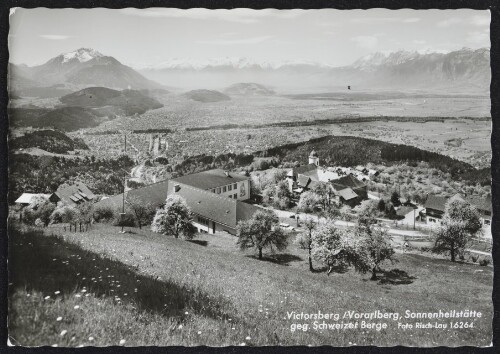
{"left": 9, "top": 223, "right": 493, "bottom": 347}
{"left": 62, "top": 93, "right": 491, "bottom": 168}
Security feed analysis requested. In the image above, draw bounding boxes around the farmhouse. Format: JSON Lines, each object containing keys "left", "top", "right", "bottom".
{"left": 49, "top": 182, "right": 95, "bottom": 207}
{"left": 95, "top": 169, "right": 258, "bottom": 235}
{"left": 15, "top": 193, "right": 51, "bottom": 206}
{"left": 424, "top": 193, "right": 492, "bottom": 227}
{"left": 465, "top": 195, "right": 492, "bottom": 226}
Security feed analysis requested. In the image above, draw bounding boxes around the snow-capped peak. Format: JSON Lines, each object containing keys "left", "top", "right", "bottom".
{"left": 141, "top": 57, "right": 333, "bottom": 71}
{"left": 61, "top": 48, "right": 104, "bottom": 63}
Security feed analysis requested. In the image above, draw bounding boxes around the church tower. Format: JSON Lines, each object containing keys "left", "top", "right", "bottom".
{"left": 309, "top": 150, "right": 319, "bottom": 166}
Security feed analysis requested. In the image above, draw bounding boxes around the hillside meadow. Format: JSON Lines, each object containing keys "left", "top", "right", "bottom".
{"left": 8, "top": 223, "right": 493, "bottom": 347}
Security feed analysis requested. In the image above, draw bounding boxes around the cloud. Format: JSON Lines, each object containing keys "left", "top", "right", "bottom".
{"left": 197, "top": 35, "right": 273, "bottom": 45}
{"left": 350, "top": 17, "right": 420, "bottom": 24}
{"left": 412, "top": 40, "right": 427, "bottom": 45}
{"left": 403, "top": 18, "right": 421, "bottom": 23}
{"left": 436, "top": 17, "right": 462, "bottom": 28}
{"left": 39, "top": 34, "right": 71, "bottom": 40}
{"left": 351, "top": 35, "right": 378, "bottom": 49}
{"left": 466, "top": 29, "right": 490, "bottom": 46}
{"left": 470, "top": 14, "right": 490, "bottom": 27}
{"left": 119, "top": 8, "right": 301, "bottom": 24}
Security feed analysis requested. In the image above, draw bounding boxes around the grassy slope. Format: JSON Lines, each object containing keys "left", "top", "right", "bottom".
{"left": 9, "top": 223, "right": 493, "bottom": 347}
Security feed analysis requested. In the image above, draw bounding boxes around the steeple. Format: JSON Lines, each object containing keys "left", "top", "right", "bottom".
{"left": 309, "top": 150, "right": 319, "bottom": 166}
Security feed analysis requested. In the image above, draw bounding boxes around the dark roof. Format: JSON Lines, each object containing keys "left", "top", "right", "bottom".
{"left": 95, "top": 179, "right": 170, "bottom": 210}
{"left": 424, "top": 195, "right": 448, "bottom": 212}
{"left": 95, "top": 178, "right": 260, "bottom": 229}
{"left": 396, "top": 206, "right": 415, "bottom": 217}
{"left": 297, "top": 174, "right": 311, "bottom": 188}
{"left": 168, "top": 182, "right": 259, "bottom": 228}
{"left": 171, "top": 169, "right": 248, "bottom": 190}
{"left": 290, "top": 164, "right": 317, "bottom": 178}
{"left": 332, "top": 174, "right": 366, "bottom": 190}
{"left": 337, "top": 188, "right": 358, "bottom": 201}
{"left": 53, "top": 182, "right": 95, "bottom": 206}
{"left": 465, "top": 195, "right": 492, "bottom": 213}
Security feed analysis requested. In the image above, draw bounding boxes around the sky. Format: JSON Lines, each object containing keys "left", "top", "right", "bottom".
{"left": 8, "top": 8, "right": 490, "bottom": 68}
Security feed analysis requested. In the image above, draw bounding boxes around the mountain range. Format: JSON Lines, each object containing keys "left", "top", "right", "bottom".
{"left": 9, "top": 47, "right": 490, "bottom": 97}
{"left": 139, "top": 47, "right": 490, "bottom": 93}
{"left": 9, "top": 48, "right": 162, "bottom": 98}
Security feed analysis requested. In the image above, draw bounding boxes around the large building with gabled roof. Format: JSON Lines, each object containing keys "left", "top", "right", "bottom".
{"left": 171, "top": 169, "right": 250, "bottom": 201}
{"left": 94, "top": 169, "right": 258, "bottom": 235}
{"left": 49, "top": 182, "right": 95, "bottom": 207}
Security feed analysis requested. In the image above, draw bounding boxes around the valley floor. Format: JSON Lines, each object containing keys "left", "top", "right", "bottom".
{"left": 8, "top": 223, "right": 493, "bottom": 347}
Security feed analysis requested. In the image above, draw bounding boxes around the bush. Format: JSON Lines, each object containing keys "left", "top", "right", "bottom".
{"left": 479, "top": 258, "right": 490, "bottom": 267}
{"left": 94, "top": 205, "right": 116, "bottom": 223}
{"left": 113, "top": 211, "right": 136, "bottom": 227}
{"left": 470, "top": 255, "right": 479, "bottom": 263}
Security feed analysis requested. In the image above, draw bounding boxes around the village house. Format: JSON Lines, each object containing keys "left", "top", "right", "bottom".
{"left": 49, "top": 182, "right": 96, "bottom": 207}
{"left": 424, "top": 193, "right": 492, "bottom": 233}
{"left": 286, "top": 150, "right": 368, "bottom": 207}
{"left": 95, "top": 169, "right": 259, "bottom": 235}
{"left": 14, "top": 193, "right": 51, "bottom": 206}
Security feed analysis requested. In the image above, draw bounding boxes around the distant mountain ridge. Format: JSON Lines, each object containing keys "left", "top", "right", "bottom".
{"left": 9, "top": 48, "right": 163, "bottom": 98}
{"left": 140, "top": 47, "right": 490, "bottom": 93}
{"left": 224, "top": 83, "right": 275, "bottom": 96}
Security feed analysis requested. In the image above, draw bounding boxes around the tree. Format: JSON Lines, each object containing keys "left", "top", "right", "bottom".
{"left": 127, "top": 196, "right": 156, "bottom": 229}
{"left": 237, "top": 210, "right": 288, "bottom": 260}
{"left": 356, "top": 200, "right": 379, "bottom": 232}
{"left": 391, "top": 191, "right": 401, "bottom": 206}
{"left": 37, "top": 200, "right": 56, "bottom": 227}
{"left": 151, "top": 195, "right": 196, "bottom": 239}
{"left": 433, "top": 198, "right": 482, "bottom": 262}
{"left": 76, "top": 201, "right": 94, "bottom": 231}
{"left": 377, "top": 199, "right": 386, "bottom": 212}
{"left": 297, "top": 191, "right": 320, "bottom": 214}
{"left": 295, "top": 217, "right": 316, "bottom": 271}
{"left": 311, "top": 220, "right": 371, "bottom": 276}
{"left": 312, "top": 182, "right": 334, "bottom": 210}
{"left": 274, "top": 180, "right": 293, "bottom": 210}
{"left": 433, "top": 220, "right": 469, "bottom": 262}
{"left": 360, "top": 226, "right": 395, "bottom": 280}
{"left": 444, "top": 199, "right": 482, "bottom": 236}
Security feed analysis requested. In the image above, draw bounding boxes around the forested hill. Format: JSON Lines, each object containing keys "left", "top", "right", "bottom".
{"left": 175, "top": 135, "right": 489, "bottom": 186}
{"left": 263, "top": 135, "right": 489, "bottom": 185}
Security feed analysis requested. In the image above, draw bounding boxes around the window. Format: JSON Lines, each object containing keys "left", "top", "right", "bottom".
{"left": 216, "top": 188, "right": 221, "bottom": 194}
{"left": 234, "top": 193, "right": 237, "bottom": 199}
{"left": 484, "top": 219, "right": 490, "bottom": 225}
{"left": 228, "top": 195, "right": 232, "bottom": 199}
{"left": 228, "top": 185, "right": 232, "bottom": 191}
{"left": 211, "top": 189, "right": 215, "bottom": 193}
{"left": 233, "top": 183, "right": 237, "bottom": 189}
{"left": 198, "top": 217, "right": 209, "bottom": 226}
{"left": 223, "top": 186, "right": 227, "bottom": 193}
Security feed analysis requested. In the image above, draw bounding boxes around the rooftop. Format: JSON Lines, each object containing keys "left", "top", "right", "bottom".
{"left": 171, "top": 169, "right": 248, "bottom": 190}
{"left": 168, "top": 182, "right": 259, "bottom": 228}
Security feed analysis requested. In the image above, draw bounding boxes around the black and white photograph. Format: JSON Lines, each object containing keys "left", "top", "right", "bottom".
{"left": 5, "top": 6, "right": 495, "bottom": 347}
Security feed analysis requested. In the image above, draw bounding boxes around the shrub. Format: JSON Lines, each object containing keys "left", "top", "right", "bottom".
{"left": 94, "top": 205, "right": 116, "bottom": 222}
{"left": 479, "top": 258, "right": 490, "bottom": 267}
{"left": 34, "top": 218, "right": 45, "bottom": 228}
{"left": 470, "top": 255, "right": 479, "bottom": 263}
{"left": 113, "top": 211, "right": 136, "bottom": 227}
